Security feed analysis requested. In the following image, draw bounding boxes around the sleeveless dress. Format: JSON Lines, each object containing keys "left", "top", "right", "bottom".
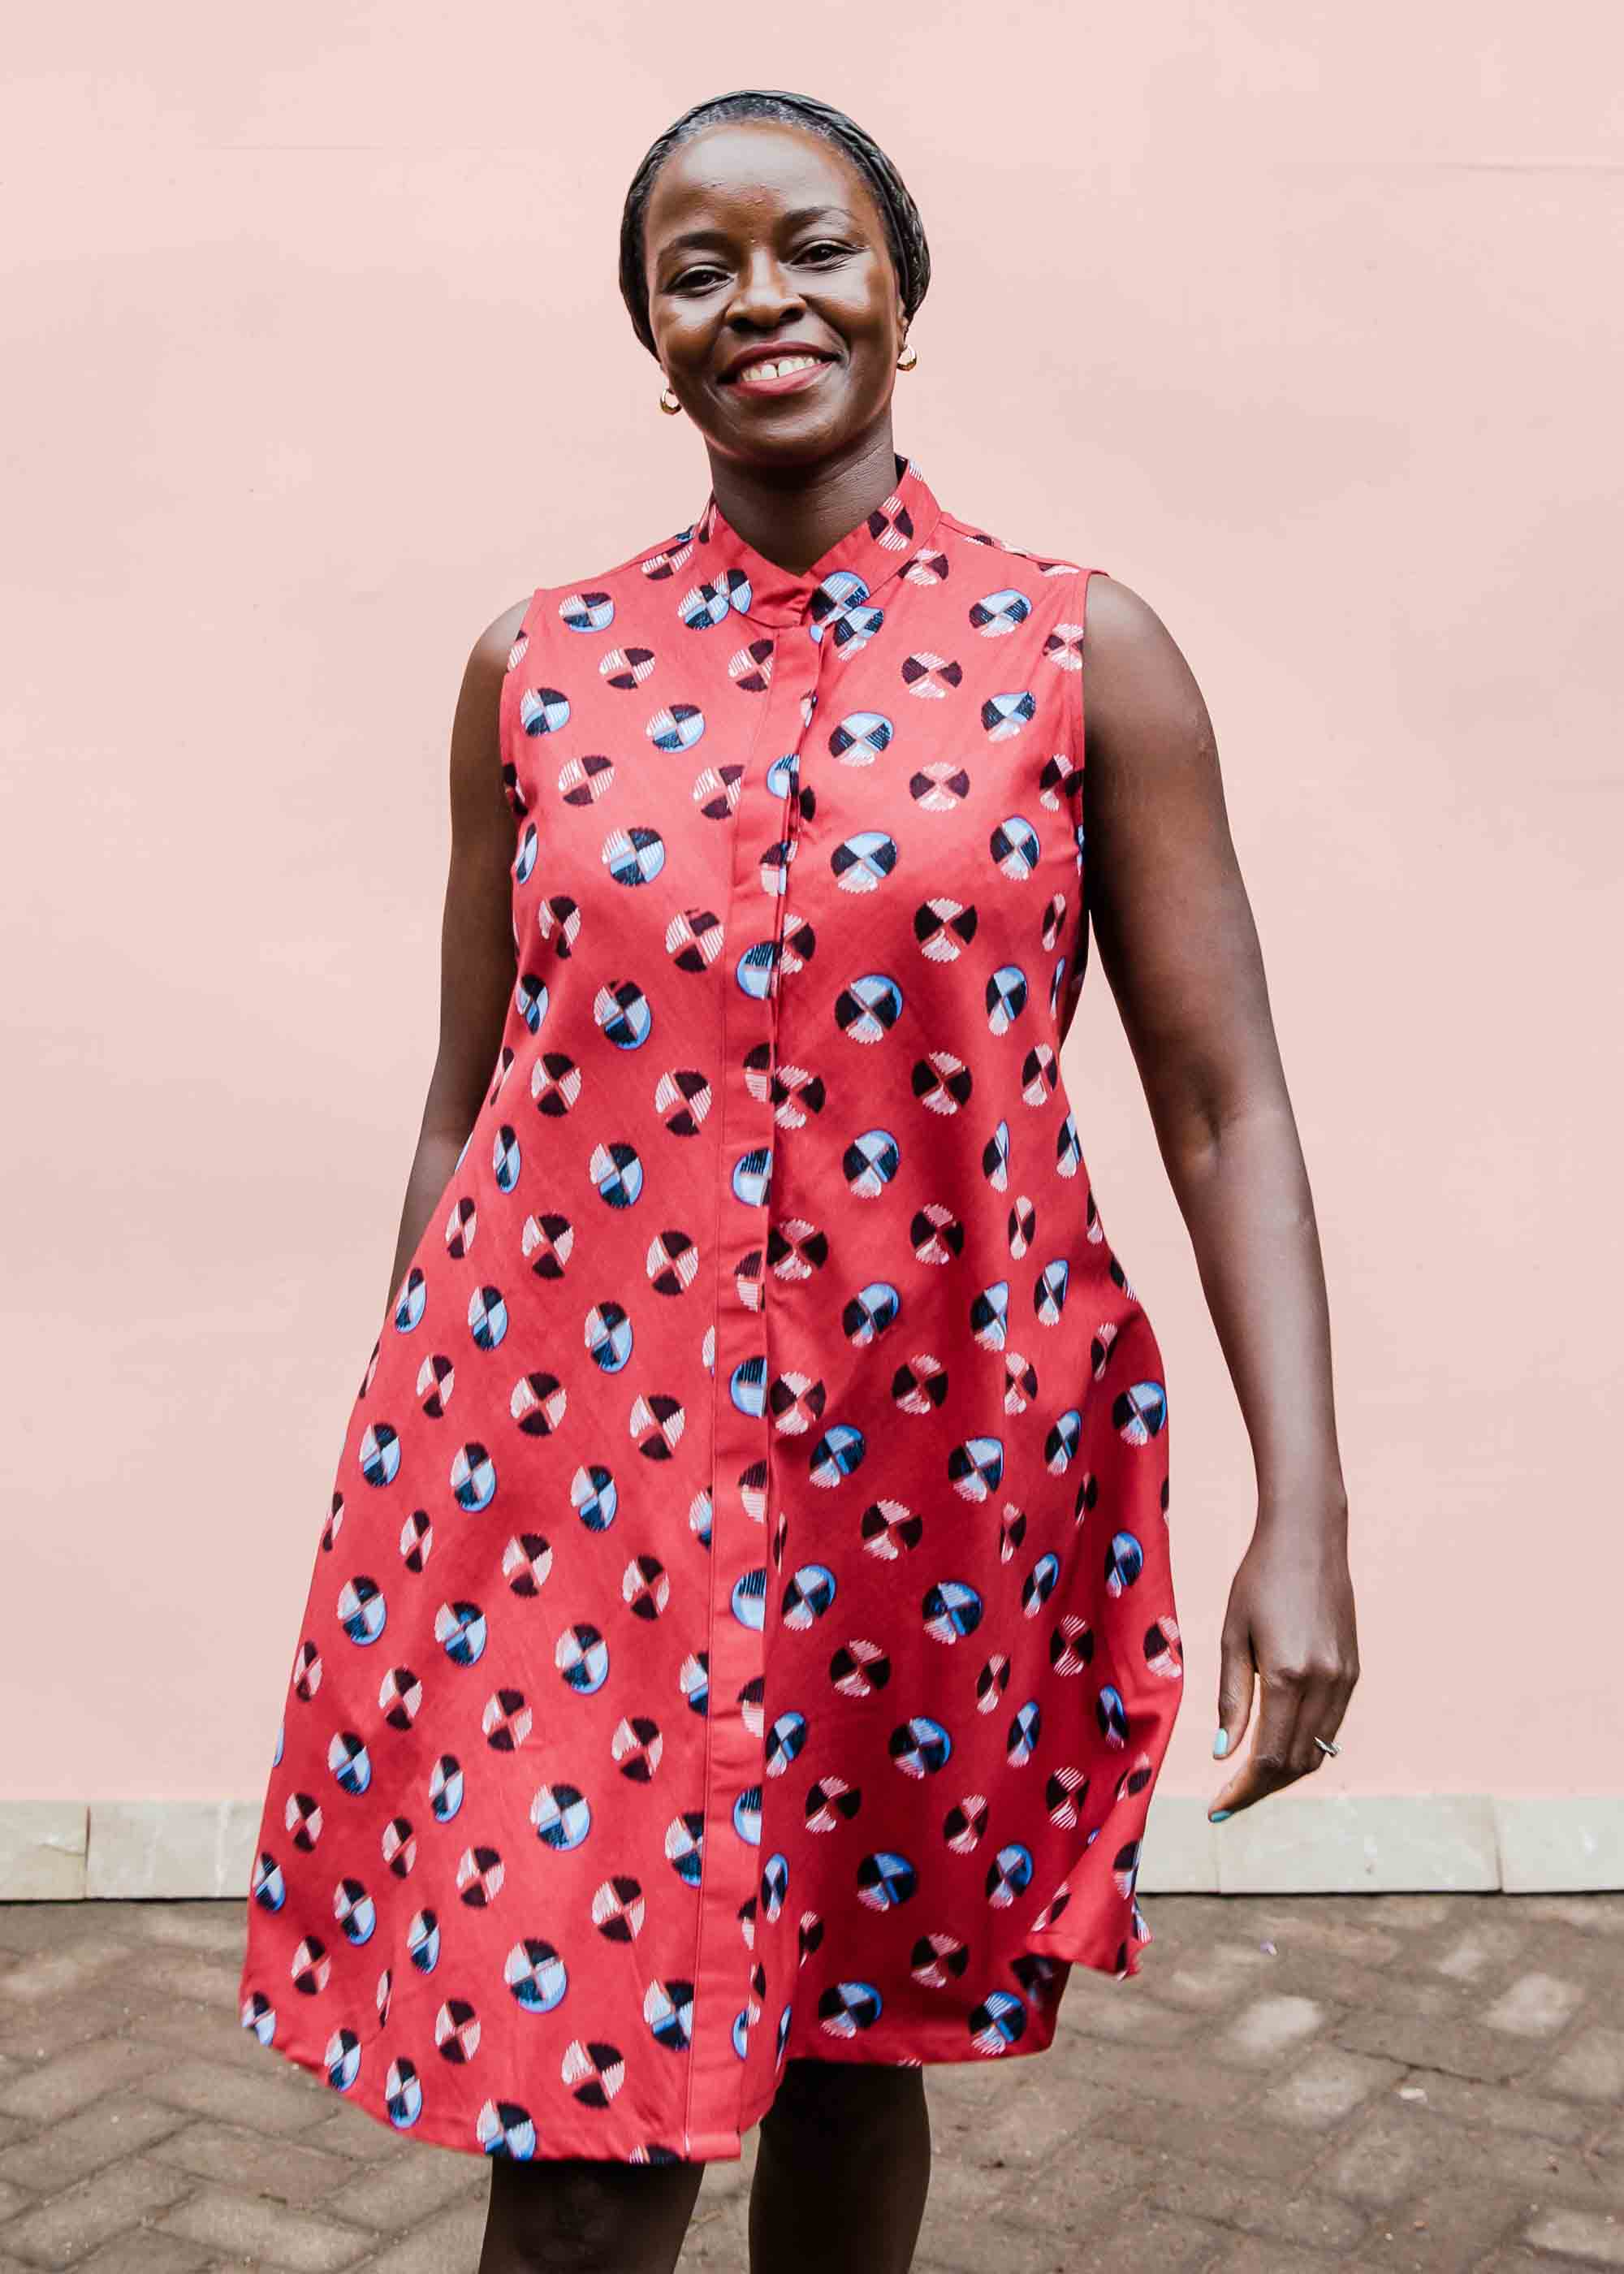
{"left": 237, "top": 450, "right": 1183, "bottom": 2164}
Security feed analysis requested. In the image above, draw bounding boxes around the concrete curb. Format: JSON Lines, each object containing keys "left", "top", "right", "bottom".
{"left": 0, "top": 1793, "right": 1620, "bottom": 1900}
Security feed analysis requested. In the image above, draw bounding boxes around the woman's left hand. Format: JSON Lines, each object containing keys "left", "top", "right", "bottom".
{"left": 1208, "top": 1497, "right": 1359, "bottom": 1821}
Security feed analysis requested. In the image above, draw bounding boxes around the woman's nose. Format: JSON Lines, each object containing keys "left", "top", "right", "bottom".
{"left": 727, "top": 253, "right": 804, "bottom": 324}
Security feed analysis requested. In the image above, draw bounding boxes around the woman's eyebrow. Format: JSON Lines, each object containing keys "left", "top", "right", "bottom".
{"left": 661, "top": 205, "right": 859, "bottom": 257}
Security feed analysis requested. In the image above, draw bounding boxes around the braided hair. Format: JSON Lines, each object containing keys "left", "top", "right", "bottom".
{"left": 619, "top": 89, "right": 931, "bottom": 362}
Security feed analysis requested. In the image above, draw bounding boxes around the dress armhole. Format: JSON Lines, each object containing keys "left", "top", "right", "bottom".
{"left": 1068, "top": 565, "right": 1106, "bottom": 797}
{"left": 1056, "top": 565, "right": 1105, "bottom": 1048}
{"left": 497, "top": 585, "right": 550, "bottom": 821}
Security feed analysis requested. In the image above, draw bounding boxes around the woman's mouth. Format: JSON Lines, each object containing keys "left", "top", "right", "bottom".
{"left": 722, "top": 352, "right": 836, "bottom": 397}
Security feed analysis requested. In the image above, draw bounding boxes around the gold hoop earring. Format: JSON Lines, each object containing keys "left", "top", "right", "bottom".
{"left": 659, "top": 383, "right": 682, "bottom": 415}
{"left": 896, "top": 340, "right": 918, "bottom": 372}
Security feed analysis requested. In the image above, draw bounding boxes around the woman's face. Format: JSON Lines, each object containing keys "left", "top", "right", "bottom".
{"left": 642, "top": 119, "right": 907, "bottom": 469}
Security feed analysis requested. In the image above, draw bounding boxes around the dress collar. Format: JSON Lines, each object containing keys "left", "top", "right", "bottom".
{"left": 689, "top": 450, "right": 944, "bottom": 629}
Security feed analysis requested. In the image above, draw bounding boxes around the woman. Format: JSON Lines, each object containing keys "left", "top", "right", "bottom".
{"left": 239, "top": 87, "right": 1358, "bottom": 2274}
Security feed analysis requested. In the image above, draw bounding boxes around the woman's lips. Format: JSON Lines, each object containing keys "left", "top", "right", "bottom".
{"left": 723, "top": 356, "right": 836, "bottom": 397}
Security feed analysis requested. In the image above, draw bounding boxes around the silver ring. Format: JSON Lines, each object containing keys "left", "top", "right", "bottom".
{"left": 1314, "top": 1736, "right": 1341, "bottom": 1757}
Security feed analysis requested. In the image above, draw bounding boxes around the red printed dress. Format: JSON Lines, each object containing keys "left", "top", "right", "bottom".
{"left": 238, "top": 451, "right": 1183, "bottom": 2164}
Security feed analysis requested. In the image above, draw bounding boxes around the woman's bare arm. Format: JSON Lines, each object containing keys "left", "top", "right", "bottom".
{"left": 381, "top": 598, "right": 531, "bottom": 1319}
{"left": 1082, "top": 573, "right": 1358, "bottom": 1819}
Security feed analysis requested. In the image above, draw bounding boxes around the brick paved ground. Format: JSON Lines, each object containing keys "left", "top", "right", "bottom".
{"left": 0, "top": 1893, "right": 1618, "bottom": 2272}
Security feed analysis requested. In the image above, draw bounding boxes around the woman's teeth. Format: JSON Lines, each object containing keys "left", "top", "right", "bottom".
{"left": 736, "top": 355, "right": 823, "bottom": 380}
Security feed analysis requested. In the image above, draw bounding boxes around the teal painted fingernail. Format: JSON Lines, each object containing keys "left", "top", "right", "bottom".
{"left": 1212, "top": 1729, "right": 1230, "bottom": 1758}
{"left": 1210, "top": 1809, "right": 1233, "bottom": 1823}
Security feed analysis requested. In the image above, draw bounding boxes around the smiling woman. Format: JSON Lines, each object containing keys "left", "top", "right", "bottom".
{"left": 618, "top": 90, "right": 933, "bottom": 564}
{"left": 236, "top": 81, "right": 1357, "bottom": 2274}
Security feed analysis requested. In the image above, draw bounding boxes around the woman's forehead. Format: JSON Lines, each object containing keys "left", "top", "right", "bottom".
{"left": 646, "top": 121, "right": 870, "bottom": 232}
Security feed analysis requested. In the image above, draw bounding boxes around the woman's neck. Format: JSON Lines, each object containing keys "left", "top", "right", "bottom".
{"left": 702, "top": 428, "right": 902, "bottom": 575}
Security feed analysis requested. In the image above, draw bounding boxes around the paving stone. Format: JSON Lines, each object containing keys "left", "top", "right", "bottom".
{"left": 0, "top": 2038, "right": 171, "bottom": 2128}
{"left": 927, "top": 2066, "right": 1102, "bottom": 2172}
{"left": 0, "top": 1907, "right": 105, "bottom": 1959}
{"left": 1260, "top": 2046, "right": 1406, "bottom": 2129}
{"left": 1483, "top": 1974, "right": 1587, "bottom": 2038}
{"left": 0, "top": 1986, "right": 161, "bottom": 2069}
{"left": 1351, "top": 2181, "right": 1526, "bottom": 2272}
{"left": 1541, "top": 2027, "right": 1624, "bottom": 2103}
{"left": 1247, "top": 1907, "right": 1406, "bottom": 1967}
{"left": 1332, "top": 2098, "right": 1615, "bottom": 2218}
{"left": 899, "top": 2136, "right": 1026, "bottom": 2228}
{"left": 679, "top": 2230, "right": 748, "bottom": 2269}
{"left": 1094, "top": 2103, "right": 1310, "bottom": 2183}
{"left": 1324, "top": 2106, "right": 1439, "bottom": 2207}
{"left": 73, "top": 2234, "right": 215, "bottom": 2273}
{"left": 147, "top": 2052, "right": 331, "bottom": 2137}
{"left": 1361, "top": 1896, "right": 1468, "bottom": 1933}
{"left": 676, "top": 2190, "right": 747, "bottom": 2272}
{"left": 1036, "top": 2027, "right": 1256, "bottom": 2120}
{"left": 1432, "top": 1922, "right": 1529, "bottom": 1982}
{"left": 1522, "top": 2207, "right": 1624, "bottom": 2265}
{"left": 675, "top": 2230, "right": 737, "bottom": 2272}
{"left": 148, "top": 2116, "right": 356, "bottom": 2206}
{"left": 296, "top": 2103, "right": 412, "bottom": 2163}
{"left": 1389, "top": 2069, "right": 1594, "bottom": 2146}
{"left": 1265, "top": 1950, "right": 1461, "bottom": 2020}
{"left": 158, "top": 2187, "right": 375, "bottom": 2271}
{"left": 0, "top": 2084, "right": 188, "bottom": 2192}
{"left": 1053, "top": 1978, "right": 1190, "bottom": 2047}
{"left": 0, "top": 2154, "right": 192, "bottom": 2267}
{"left": 120, "top": 1946, "right": 247, "bottom": 2015}
{"left": 114, "top": 1900, "right": 251, "bottom": 1961}
{"left": 1147, "top": 2165, "right": 1369, "bottom": 2252}
{"left": 1222, "top": 1992, "right": 1328, "bottom": 2063}
{"left": 1170, "top": 1896, "right": 1280, "bottom": 1942}
{"left": 136, "top": 1992, "right": 281, "bottom": 2072}
{"left": 1203, "top": 2243, "right": 1344, "bottom": 2273}
{"left": 1425, "top": 2123, "right": 1618, "bottom": 2209}
{"left": 931, "top": 2125, "right": 1161, "bottom": 2231}
{"left": 317, "top": 2142, "right": 482, "bottom": 2230}
{"left": 1515, "top": 1898, "right": 1624, "bottom": 1936}
{"left": 345, "top": 2193, "right": 489, "bottom": 2272}
{"left": 1332, "top": 2004, "right": 1548, "bottom": 2082}
{"left": 940, "top": 2201, "right": 1223, "bottom": 2274}
{"left": 1142, "top": 1943, "right": 1278, "bottom": 2013}
{"left": 0, "top": 1943, "right": 136, "bottom": 2009}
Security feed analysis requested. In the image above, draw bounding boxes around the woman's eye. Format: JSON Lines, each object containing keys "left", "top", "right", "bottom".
{"left": 668, "top": 242, "right": 849, "bottom": 292}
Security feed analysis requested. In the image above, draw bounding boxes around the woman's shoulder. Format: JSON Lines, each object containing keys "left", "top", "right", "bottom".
{"left": 475, "top": 594, "right": 533, "bottom": 672}
{"left": 919, "top": 508, "right": 1199, "bottom": 731}
{"left": 500, "top": 513, "right": 710, "bottom": 644}
{"left": 930, "top": 504, "right": 1090, "bottom": 586}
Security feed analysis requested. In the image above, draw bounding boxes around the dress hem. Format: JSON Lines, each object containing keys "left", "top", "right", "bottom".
{"left": 239, "top": 1913, "right": 1151, "bottom": 2164}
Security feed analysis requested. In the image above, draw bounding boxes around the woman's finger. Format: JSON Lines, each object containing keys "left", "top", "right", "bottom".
{"left": 1211, "top": 1670, "right": 1302, "bottom": 1818}
{"left": 1212, "top": 1623, "right": 1255, "bottom": 1771}
{"left": 1308, "top": 1669, "right": 1357, "bottom": 1760}
{"left": 1285, "top": 1672, "right": 1339, "bottom": 1777}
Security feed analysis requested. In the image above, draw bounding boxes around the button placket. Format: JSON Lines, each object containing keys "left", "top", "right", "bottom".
{"left": 766, "top": 741, "right": 806, "bottom": 1040}
{"left": 685, "top": 609, "right": 818, "bottom": 2154}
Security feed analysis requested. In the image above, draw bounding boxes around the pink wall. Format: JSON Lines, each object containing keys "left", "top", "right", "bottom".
{"left": 3, "top": 10, "right": 1617, "bottom": 1803}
